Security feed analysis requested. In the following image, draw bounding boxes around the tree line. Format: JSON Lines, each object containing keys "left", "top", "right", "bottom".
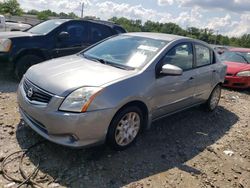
{"left": 1, "top": 0, "right": 249, "bottom": 48}
{"left": 108, "top": 17, "right": 250, "bottom": 48}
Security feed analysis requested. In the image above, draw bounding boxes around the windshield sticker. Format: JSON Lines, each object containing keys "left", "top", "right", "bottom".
{"left": 127, "top": 52, "right": 147, "bottom": 67}
{"left": 138, "top": 45, "right": 158, "bottom": 52}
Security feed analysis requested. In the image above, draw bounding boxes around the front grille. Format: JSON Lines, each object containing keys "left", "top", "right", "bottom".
{"left": 226, "top": 73, "right": 233, "bottom": 76}
{"left": 23, "top": 79, "right": 53, "bottom": 104}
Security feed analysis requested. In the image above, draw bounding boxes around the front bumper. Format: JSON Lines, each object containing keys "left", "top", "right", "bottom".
{"left": 223, "top": 76, "right": 250, "bottom": 89}
{"left": 17, "top": 80, "right": 115, "bottom": 148}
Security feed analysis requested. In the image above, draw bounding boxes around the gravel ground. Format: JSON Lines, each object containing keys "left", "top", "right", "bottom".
{"left": 0, "top": 70, "right": 249, "bottom": 188}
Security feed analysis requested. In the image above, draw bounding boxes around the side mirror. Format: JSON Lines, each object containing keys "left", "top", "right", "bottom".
{"left": 161, "top": 64, "right": 183, "bottom": 76}
{"left": 58, "top": 31, "right": 70, "bottom": 41}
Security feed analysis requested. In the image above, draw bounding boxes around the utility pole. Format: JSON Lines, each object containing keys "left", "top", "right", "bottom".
{"left": 81, "top": 2, "right": 84, "bottom": 18}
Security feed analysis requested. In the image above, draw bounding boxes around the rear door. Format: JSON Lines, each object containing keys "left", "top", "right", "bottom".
{"left": 54, "top": 21, "right": 89, "bottom": 58}
{"left": 192, "top": 43, "right": 214, "bottom": 102}
{"left": 151, "top": 42, "right": 197, "bottom": 119}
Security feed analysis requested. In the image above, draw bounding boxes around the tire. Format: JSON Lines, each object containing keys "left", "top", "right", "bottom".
{"left": 107, "top": 106, "right": 143, "bottom": 150}
{"left": 14, "top": 55, "right": 43, "bottom": 80}
{"left": 204, "top": 84, "right": 221, "bottom": 111}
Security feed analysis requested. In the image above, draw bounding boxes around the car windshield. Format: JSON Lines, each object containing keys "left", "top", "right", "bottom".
{"left": 220, "top": 51, "right": 250, "bottom": 64}
{"left": 82, "top": 35, "right": 168, "bottom": 69}
{"left": 27, "top": 19, "right": 67, "bottom": 34}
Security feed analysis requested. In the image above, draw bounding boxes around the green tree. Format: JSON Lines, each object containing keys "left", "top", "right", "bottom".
{"left": 143, "top": 21, "right": 161, "bottom": 32}
{"left": 37, "top": 9, "right": 58, "bottom": 20}
{"left": 239, "top": 34, "right": 250, "bottom": 48}
{"left": 160, "top": 22, "right": 186, "bottom": 35}
{"left": 220, "top": 36, "right": 230, "bottom": 46}
{"left": 0, "top": 0, "right": 23, "bottom": 15}
{"left": 68, "top": 12, "right": 78, "bottom": 19}
{"left": 59, "top": 12, "right": 68, "bottom": 18}
{"left": 37, "top": 11, "right": 49, "bottom": 20}
{"left": 0, "top": 2, "right": 3, "bottom": 13}
{"left": 109, "top": 17, "right": 250, "bottom": 47}
{"left": 109, "top": 17, "right": 142, "bottom": 32}
{"left": 26, "top": 9, "right": 39, "bottom": 15}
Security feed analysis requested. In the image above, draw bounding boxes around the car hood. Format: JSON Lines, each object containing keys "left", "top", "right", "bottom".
{"left": 0, "top": 31, "right": 37, "bottom": 39}
{"left": 224, "top": 61, "right": 250, "bottom": 74}
{"left": 25, "top": 55, "right": 136, "bottom": 96}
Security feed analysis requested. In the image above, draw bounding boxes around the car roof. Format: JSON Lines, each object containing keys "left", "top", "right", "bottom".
{"left": 229, "top": 48, "right": 250, "bottom": 53}
{"left": 123, "top": 32, "right": 188, "bottom": 42}
{"left": 55, "top": 19, "right": 71, "bottom": 22}
{"left": 121, "top": 32, "right": 214, "bottom": 50}
{"left": 85, "top": 19, "right": 123, "bottom": 28}
{"left": 65, "top": 19, "right": 123, "bottom": 28}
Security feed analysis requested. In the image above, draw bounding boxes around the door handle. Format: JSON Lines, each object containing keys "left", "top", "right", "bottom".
{"left": 212, "top": 70, "right": 216, "bottom": 73}
{"left": 189, "top": 77, "right": 194, "bottom": 80}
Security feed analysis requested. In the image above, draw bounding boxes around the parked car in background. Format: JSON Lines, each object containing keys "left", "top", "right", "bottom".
{"left": 221, "top": 48, "right": 250, "bottom": 89}
{"left": 0, "top": 15, "right": 32, "bottom": 31}
{"left": 17, "top": 33, "right": 227, "bottom": 150}
{"left": 0, "top": 19, "right": 126, "bottom": 79}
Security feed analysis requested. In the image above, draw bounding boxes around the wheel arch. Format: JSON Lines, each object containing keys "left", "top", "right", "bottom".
{"left": 105, "top": 100, "right": 150, "bottom": 148}
{"left": 13, "top": 49, "right": 47, "bottom": 68}
{"left": 110, "top": 100, "right": 149, "bottom": 131}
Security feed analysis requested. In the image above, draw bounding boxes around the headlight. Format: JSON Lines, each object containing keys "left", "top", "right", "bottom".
{"left": 59, "top": 87, "right": 103, "bottom": 112}
{"left": 236, "top": 71, "right": 250, "bottom": 77}
{"left": 0, "top": 39, "right": 12, "bottom": 52}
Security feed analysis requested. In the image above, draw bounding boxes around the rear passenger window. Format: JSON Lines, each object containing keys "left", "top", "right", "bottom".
{"left": 90, "top": 24, "right": 112, "bottom": 43}
{"left": 195, "top": 45, "right": 211, "bottom": 67}
{"left": 162, "top": 43, "right": 193, "bottom": 70}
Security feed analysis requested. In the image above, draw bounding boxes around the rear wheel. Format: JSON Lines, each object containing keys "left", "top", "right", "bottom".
{"left": 107, "top": 106, "right": 143, "bottom": 150}
{"left": 204, "top": 85, "right": 221, "bottom": 111}
{"left": 14, "top": 55, "right": 43, "bottom": 80}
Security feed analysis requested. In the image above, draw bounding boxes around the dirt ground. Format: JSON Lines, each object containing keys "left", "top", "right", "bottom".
{"left": 0, "top": 70, "right": 249, "bottom": 188}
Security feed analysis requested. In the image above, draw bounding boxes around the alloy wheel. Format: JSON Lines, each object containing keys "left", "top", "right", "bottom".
{"left": 114, "top": 112, "right": 141, "bottom": 146}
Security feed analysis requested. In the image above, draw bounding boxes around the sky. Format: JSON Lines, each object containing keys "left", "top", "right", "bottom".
{"left": 17, "top": 0, "right": 250, "bottom": 37}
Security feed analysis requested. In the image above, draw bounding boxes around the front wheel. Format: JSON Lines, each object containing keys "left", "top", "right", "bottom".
{"left": 204, "top": 85, "right": 221, "bottom": 111}
{"left": 107, "top": 106, "right": 143, "bottom": 150}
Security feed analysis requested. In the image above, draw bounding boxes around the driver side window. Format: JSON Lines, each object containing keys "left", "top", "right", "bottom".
{"left": 162, "top": 43, "right": 194, "bottom": 71}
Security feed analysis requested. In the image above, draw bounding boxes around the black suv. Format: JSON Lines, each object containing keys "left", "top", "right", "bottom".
{"left": 0, "top": 19, "right": 126, "bottom": 79}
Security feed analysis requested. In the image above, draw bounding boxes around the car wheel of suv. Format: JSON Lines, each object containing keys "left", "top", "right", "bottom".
{"left": 107, "top": 106, "right": 143, "bottom": 150}
{"left": 15, "top": 55, "right": 43, "bottom": 80}
{"left": 205, "top": 84, "right": 221, "bottom": 111}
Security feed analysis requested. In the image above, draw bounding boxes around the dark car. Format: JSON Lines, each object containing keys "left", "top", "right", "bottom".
{"left": 0, "top": 19, "right": 126, "bottom": 79}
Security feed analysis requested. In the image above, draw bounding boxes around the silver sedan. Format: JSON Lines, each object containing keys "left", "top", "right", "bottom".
{"left": 17, "top": 32, "right": 227, "bottom": 150}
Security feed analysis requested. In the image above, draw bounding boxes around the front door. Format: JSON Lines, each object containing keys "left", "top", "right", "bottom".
{"left": 151, "top": 43, "right": 197, "bottom": 119}
{"left": 54, "top": 21, "right": 89, "bottom": 58}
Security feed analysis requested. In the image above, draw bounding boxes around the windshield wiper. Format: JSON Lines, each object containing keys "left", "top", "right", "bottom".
{"left": 82, "top": 54, "right": 134, "bottom": 70}
{"left": 94, "top": 58, "right": 108, "bottom": 65}
{"left": 105, "top": 61, "right": 135, "bottom": 70}
{"left": 83, "top": 54, "right": 107, "bottom": 64}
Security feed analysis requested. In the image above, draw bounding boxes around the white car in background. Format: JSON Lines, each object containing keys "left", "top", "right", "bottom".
{"left": 0, "top": 15, "right": 31, "bottom": 32}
